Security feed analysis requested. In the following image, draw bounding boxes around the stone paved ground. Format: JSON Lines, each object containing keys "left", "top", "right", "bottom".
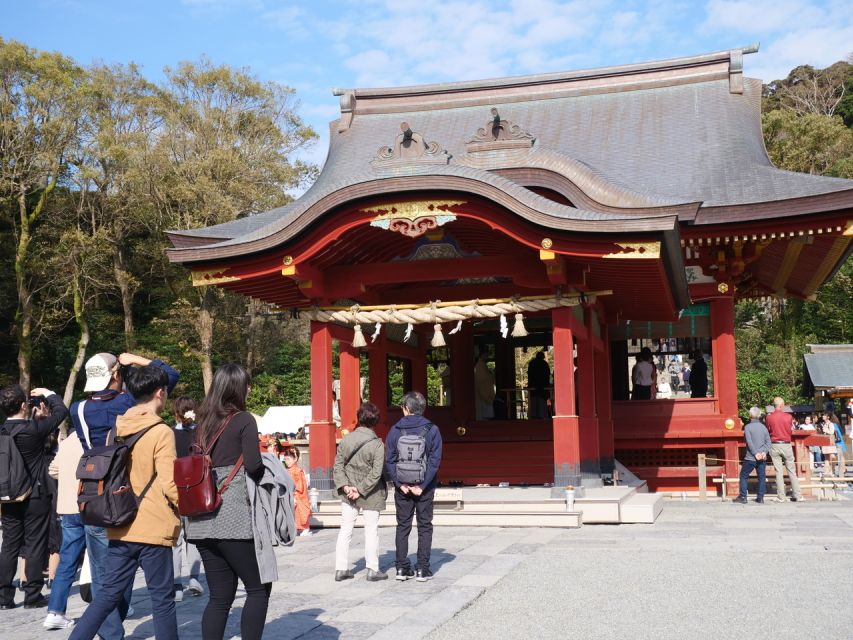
{"left": 4, "top": 498, "right": 853, "bottom": 639}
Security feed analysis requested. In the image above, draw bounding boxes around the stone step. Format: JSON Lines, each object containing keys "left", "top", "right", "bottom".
{"left": 314, "top": 485, "right": 658, "bottom": 526}
{"left": 574, "top": 485, "right": 638, "bottom": 523}
{"left": 620, "top": 493, "right": 664, "bottom": 523}
{"left": 311, "top": 510, "right": 582, "bottom": 528}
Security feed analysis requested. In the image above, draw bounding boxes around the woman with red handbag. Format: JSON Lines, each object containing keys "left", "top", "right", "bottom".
{"left": 184, "top": 364, "right": 268, "bottom": 640}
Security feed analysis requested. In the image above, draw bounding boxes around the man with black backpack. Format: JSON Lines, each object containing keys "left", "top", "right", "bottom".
{"left": 69, "top": 351, "right": 178, "bottom": 638}
{"left": 70, "top": 365, "right": 180, "bottom": 640}
{"left": 0, "top": 384, "right": 68, "bottom": 610}
{"left": 385, "top": 391, "right": 443, "bottom": 582}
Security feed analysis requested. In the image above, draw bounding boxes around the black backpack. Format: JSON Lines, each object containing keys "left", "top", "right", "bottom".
{"left": 0, "top": 423, "right": 33, "bottom": 503}
{"left": 76, "top": 423, "right": 159, "bottom": 528}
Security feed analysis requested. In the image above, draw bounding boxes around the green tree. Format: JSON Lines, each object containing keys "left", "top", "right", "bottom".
{"left": 762, "top": 110, "right": 853, "bottom": 178}
{"left": 149, "top": 59, "right": 317, "bottom": 391}
{"left": 0, "top": 38, "right": 84, "bottom": 388}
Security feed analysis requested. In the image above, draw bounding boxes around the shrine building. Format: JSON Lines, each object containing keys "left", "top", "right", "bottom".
{"left": 167, "top": 47, "right": 853, "bottom": 495}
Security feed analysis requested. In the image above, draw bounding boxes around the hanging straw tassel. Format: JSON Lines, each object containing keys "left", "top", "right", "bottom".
{"left": 431, "top": 323, "right": 446, "bottom": 347}
{"left": 512, "top": 313, "right": 528, "bottom": 337}
{"left": 352, "top": 324, "right": 367, "bottom": 348}
{"left": 404, "top": 323, "right": 414, "bottom": 342}
{"left": 370, "top": 322, "right": 381, "bottom": 343}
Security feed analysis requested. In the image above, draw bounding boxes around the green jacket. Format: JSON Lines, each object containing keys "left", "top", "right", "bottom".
{"left": 333, "top": 427, "right": 387, "bottom": 511}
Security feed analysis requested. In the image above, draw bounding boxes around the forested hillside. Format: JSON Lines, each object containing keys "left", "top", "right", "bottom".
{"left": 736, "top": 59, "right": 853, "bottom": 412}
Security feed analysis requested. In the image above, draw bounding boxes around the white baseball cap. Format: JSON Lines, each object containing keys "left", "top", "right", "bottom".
{"left": 84, "top": 353, "right": 118, "bottom": 392}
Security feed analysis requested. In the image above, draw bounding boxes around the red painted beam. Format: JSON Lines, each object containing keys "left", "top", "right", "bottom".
{"left": 324, "top": 255, "right": 549, "bottom": 290}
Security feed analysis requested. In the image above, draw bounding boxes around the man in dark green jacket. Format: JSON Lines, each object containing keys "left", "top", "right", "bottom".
{"left": 333, "top": 402, "right": 387, "bottom": 582}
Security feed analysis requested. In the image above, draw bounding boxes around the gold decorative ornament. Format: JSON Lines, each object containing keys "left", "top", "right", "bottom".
{"left": 717, "top": 282, "right": 730, "bottom": 293}
{"left": 724, "top": 418, "right": 735, "bottom": 430}
{"left": 191, "top": 268, "right": 240, "bottom": 287}
{"left": 602, "top": 241, "right": 661, "bottom": 259}
{"left": 283, "top": 255, "right": 294, "bottom": 266}
{"left": 541, "top": 237, "right": 554, "bottom": 250}
{"left": 456, "top": 426, "right": 467, "bottom": 436}
{"left": 364, "top": 200, "right": 466, "bottom": 238}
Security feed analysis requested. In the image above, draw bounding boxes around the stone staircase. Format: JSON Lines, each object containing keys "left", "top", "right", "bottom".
{"left": 310, "top": 484, "right": 663, "bottom": 529}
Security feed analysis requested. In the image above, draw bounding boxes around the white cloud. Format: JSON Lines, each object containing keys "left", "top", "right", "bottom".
{"left": 747, "top": 24, "right": 853, "bottom": 81}
{"left": 263, "top": 5, "right": 304, "bottom": 31}
{"left": 703, "top": 0, "right": 826, "bottom": 33}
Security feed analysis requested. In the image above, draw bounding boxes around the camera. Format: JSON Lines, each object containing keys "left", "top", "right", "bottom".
{"left": 28, "top": 395, "right": 46, "bottom": 408}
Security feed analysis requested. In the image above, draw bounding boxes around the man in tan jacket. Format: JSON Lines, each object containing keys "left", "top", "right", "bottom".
{"left": 70, "top": 365, "right": 181, "bottom": 640}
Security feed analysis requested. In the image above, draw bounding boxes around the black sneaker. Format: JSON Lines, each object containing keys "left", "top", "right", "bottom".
{"left": 415, "top": 568, "right": 434, "bottom": 582}
{"left": 23, "top": 596, "right": 49, "bottom": 609}
{"left": 366, "top": 569, "right": 388, "bottom": 582}
{"left": 755, "top": 498, "right": 765, "bottom": 504}
{"left": 395, "top": 568, "right": 414, "bottom": 581}
{"left": 732, "top": 496, "right": 748, "bottom": 504}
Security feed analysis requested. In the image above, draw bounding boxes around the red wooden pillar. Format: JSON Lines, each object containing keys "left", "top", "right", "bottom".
{"left": 309, "top": 321, "right": 335, "bottom": 491}
{"left": 596, "top": 325, "right": 615, "bottom": 474}
{"left": 495, "top": 335, "right": 516, "bottom": 418}
{"left": 339, "top": 343, "right": 361, "bottom": 433}
{"left": 450, "top": 322, "right": 475, "bottom": 426}
{"left": 411, "top": 348, "right": 428, "bottom": 397}
{"left": 402, "top": 358, "right": 413, "bottom": 395}
{"left": 577, "top": 308, "right": 600, "bottom": 477}
{"left": 711, "top": 295, "right": 739, "bottom": 495}
{"left": 552, "top": 307, "right": 581, "bottom": 488}
{"left": 711, "top": 295, "right": 738, "bottom": 419}
{"left": 368, "top": 333, "right": 389, "bottom": 439}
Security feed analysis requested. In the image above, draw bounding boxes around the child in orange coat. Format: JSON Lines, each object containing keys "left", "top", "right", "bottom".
{"left": 283, "top": 447, "right": 312, "bottom": 536}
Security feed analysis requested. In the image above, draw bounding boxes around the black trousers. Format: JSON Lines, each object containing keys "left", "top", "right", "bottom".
{"left": 196, "top": 539, "right": 271, "bottom": 640}
{"left": 0, "top": 495, "right": 51, "bottom": 605}
{"left": 394, "top": 487, "right": 435, "bottom": 571}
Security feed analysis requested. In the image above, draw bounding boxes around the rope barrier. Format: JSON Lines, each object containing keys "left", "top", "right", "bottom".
{"left": 309, "top": 290, "right": 612, "bottom": 325}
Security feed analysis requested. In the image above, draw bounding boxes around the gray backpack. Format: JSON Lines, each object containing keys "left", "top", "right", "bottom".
{"left": 396, "top": 425, "right": 431, "bottom": 485}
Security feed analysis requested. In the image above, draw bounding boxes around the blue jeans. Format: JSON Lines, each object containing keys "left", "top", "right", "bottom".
{"left": 86, "top": 526, "right": 129, "bottom": 640}
{"left": 739, "top": 458, "right": 767, "bottom": 500}
{"left": 48, "top": 515, "right": 86, "bottom": 614}
{"left": 69, "top": 541, "right": 176, "bottom": 640}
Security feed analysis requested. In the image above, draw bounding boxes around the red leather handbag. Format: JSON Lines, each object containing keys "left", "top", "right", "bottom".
{"left": 174, "top": 414, "right": 244, "bottom": 517}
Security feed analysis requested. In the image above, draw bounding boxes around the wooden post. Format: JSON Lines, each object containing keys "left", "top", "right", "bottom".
{"left": 450, "top": 322, "right": 475, "bottom": 427}
{"left": 698, "top": 453, "right": 707, "bottom": 501}
{"left": 552, "top": 307, "right": 581, "bottom": 489}
{"left": 309, "top": 321, "right": 335, "bottom": 492}
{"left": 710, "top": 296, "right": 738, "bottom": 418}
{"left": 411, "top": 347, "right": 428, "bottom": 397}
{"left": 368, "top": 333, "right": 389, "bottom": 439}
{"left": 578, "top": 307, "right": 600, "bottom": 477}
{"left": 596, "top": 325, "right": 615, "bottom": 475}
{"left": 339, "top": 343, "right": 361, "bottom": 433}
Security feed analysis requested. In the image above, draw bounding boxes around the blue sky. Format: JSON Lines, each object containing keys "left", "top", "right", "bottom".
{"left": 3, "top": 0, "right": 852, "bottom": 170}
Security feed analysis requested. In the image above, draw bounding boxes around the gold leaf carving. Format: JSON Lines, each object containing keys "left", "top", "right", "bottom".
{"left": 191, "top": 269, "right": 240, "bottom": 287}
{"left": 602, "top": 242, "right": 661, "bottom": 260}
{"left": 362, "top": 200, "right": 466, "bottom": 222}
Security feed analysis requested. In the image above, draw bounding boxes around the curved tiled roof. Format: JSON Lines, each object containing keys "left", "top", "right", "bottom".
{"left": 167, "top": 46, "right": 853, "bottom": 261}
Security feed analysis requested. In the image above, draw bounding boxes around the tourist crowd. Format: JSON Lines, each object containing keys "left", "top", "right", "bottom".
{"left": 735, "top": 396, "right": 848, "bottom": 504}
{"left": 0, "top": 352, "right": 443, "bottom": 639}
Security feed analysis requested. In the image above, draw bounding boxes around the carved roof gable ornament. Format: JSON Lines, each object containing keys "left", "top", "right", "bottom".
{"left": 371, "top": 122, "right": 450, "bottom": 169}
{"left": 466, "top": 108, "right": 535, "bottom": 153}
